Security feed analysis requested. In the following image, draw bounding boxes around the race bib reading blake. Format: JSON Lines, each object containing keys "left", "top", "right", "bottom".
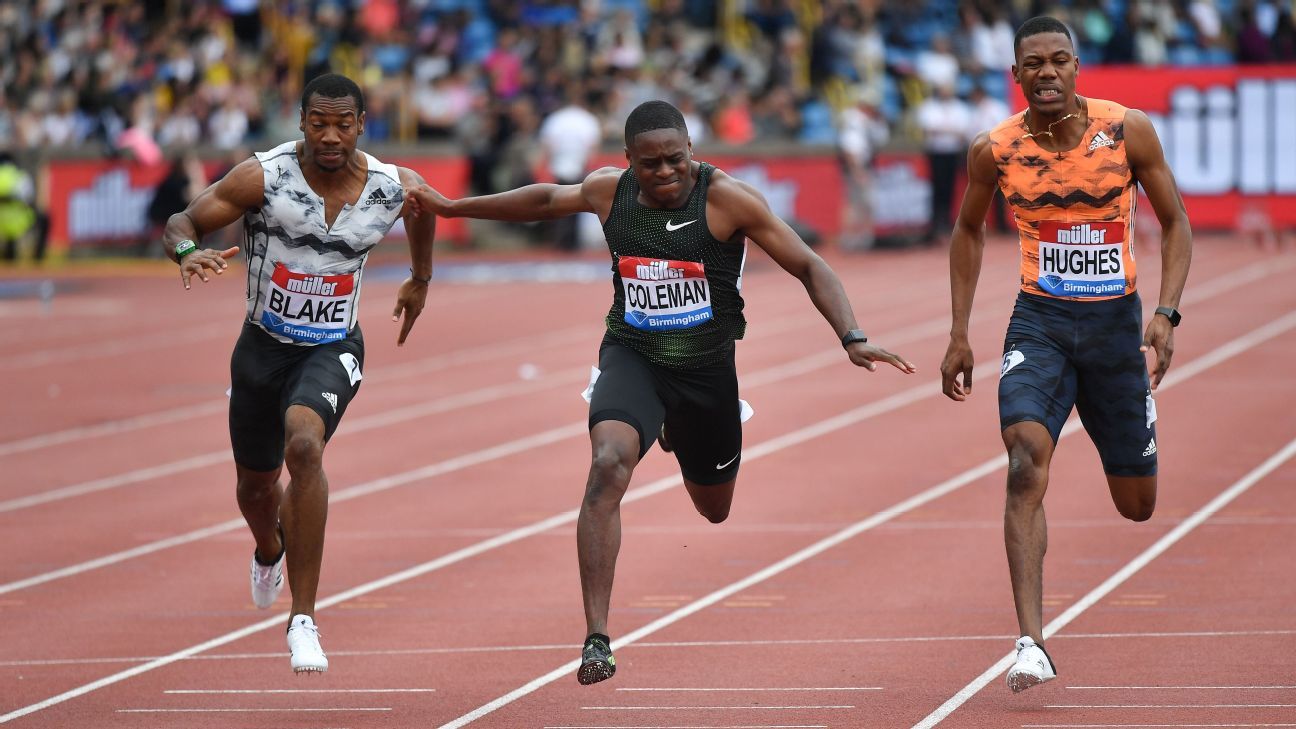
{"left": 618, "top": 256, "right": 712, "bottom": 331}
{"left": 1036, "top": 221, "right": 1127, "bottom": 298}
{"left": 261, "top": 263, "right": 357, "bottom": 343}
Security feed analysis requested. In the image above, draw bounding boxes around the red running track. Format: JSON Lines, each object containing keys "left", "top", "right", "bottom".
{"left": 0, "top": 237, "right": 1293, "bottom": 729}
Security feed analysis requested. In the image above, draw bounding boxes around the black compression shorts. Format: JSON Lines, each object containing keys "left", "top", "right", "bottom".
{"left": 588, "top": 334, "right": 742, "bottom": 485}
{"left": 998, "top": 292, "right": 1158, "bottom": 477}
{"left": 228, "top": 323, "right": 365, "bottom": 472}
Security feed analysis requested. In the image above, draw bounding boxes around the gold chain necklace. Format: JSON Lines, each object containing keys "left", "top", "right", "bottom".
{"left": 1022, "top": 111, "right": 1078, "bottom": 140}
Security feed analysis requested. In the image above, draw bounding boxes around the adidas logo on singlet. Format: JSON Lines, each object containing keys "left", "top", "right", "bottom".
{"left": 362, "top": 188, "right": 389, "bottom": 207}
{"left": 1088, "top": 130, "right": 1116, "bottom": 151}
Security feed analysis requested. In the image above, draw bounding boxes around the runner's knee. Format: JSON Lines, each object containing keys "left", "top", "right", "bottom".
{"left": 585, "top": 441, "right": 636, "bottom": 505}
{"left": 1004, "top": 438, "right": 1049, "bottom": 500}
{"left": 283, "top": 432, "right": 324, "bottom": 472}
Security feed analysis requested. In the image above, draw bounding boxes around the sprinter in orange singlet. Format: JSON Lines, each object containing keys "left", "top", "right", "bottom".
{"left": 940, "top": 16, "right": 1192, "bottom": 693}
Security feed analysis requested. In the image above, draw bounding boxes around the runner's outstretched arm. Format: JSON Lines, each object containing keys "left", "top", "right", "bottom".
{"left": 941, "top": 133, "right": 999, "bottom": 401}
{"left": 708, "top": 172, "right": 915, "bottom": 374}
{"left": 1124, "top": 110, "right": 1192, "bottom": 389}
{"left": 405, "top": 168, "right": 621, "bottom": 222}
{"left": 393, "top": 168, "right": 437, "bottom": 346}
{"left": 163, "top": 157, "right": 263, "bottom": 289}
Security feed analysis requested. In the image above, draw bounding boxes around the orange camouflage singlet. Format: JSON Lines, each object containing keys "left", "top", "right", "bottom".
{"left": 989, "top": 98, "right": 1138, "bottom": 301}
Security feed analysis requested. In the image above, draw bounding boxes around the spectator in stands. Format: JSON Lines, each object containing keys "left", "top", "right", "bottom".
{"left": 538, "top": 83, "right": 602, "bottom": 250}
{"left": 0, "top": 151, "right": 37, "bottom": 262}
{"left": 916, "top": 82, "right": 971, "bottom": 245}
{"left": 1274, "top": 10, "right": 1296, "bottom": 61}
{"left": 1238, "top": 4, "right": 1275, "bottom": 63}
{"left": 837, "top": 91, "right": 889, "bottom": 251}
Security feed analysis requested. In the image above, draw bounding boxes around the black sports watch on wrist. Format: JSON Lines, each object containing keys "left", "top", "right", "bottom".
{"left": 841, "top": 329, "right": 868, "bottom": 348}
{"left": 1154, "top": 306, "right": 1182, "bottom": 327}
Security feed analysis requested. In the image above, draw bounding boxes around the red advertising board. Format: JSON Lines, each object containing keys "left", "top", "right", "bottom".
{"left": 44, "top": 155, "right": 469, "bottom": 255}
{"left": 1009, "top": 65, "right": 1296, "bottom": 229}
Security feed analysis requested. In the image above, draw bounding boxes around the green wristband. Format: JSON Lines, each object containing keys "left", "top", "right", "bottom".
{"left": 174, "top": 239, "right": 197, "bottom": 261}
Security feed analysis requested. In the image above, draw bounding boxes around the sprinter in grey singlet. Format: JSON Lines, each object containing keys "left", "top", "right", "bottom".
{"left": 163, "top": 74, "right": 438, "bottom": 674}
{"left": 405, "top": 100, "right": 916, "bottom": 685}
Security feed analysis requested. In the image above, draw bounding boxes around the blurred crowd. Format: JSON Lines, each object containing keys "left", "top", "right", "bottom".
{"left": 2, "top": 0, "right": 1293, "bottom": 159}
{"left": 0, "top": 0, "right": 1292, "bottom": 258}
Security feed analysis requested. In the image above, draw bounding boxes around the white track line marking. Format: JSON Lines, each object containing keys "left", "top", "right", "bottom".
{"left": 0, "top": 303, "right": 962, "bottom": 591}
{"left": 116, "top": 707, "right": 391, "bottom": 713}
{"left": 0, "top": 326, "right": 592, "bottom": 457}
{"left": 616, "top": 688, "right": 881, "bottom": 692}
{"left": 3, "top": 310, "right": 1290, "bottom": 725}
{"left": 911, "top": 434, "right": 1296, "bottom": 729}
{"left": 1067, "top": 687, "right": 1296, "bottom": 691}
{"left": 164, "top": 688, "right": 435, "bottom": 694}
{"left": 0, "top": 369, "right": 587, "bottom": 514}
{"left": 1046, "top": 704, "right": 1296, "bottom": 709}
{"left": 583, "top": 700, "right": 855, "bottom": 705}
{"left": 1021, "top": 716, "right": 1296, "bottom": 721}
{"left": 434, "top": 312, "right": 1296, "bottom": 729}
{"left": 11, "top": 629, "right": 1295, "bottom": 668}
{"left": 545, "top": 725, "right": 827, "bottom": 729}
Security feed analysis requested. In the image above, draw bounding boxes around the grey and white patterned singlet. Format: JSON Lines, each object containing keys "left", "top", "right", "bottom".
{"left": 242, "top": 141, "right": 405, "bottom": 345}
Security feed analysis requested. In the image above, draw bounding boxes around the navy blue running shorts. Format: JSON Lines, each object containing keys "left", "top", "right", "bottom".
{"left": 588, "top": 334, "right": 742, "bottom": 485}
{"left": 998, "top": 292, "right": 1158, "bottom": 477}
{"left": 229, "top": 323, "right": 364, "bottom": 472}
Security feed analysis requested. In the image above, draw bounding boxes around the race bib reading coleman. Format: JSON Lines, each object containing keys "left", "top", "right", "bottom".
{"left": 619, "top": 256, "right": 712, "bottom": 331}
{"left": 261, "top": 263, "right": 357, "bottom": 343}
{"left": 1036, "top": 221, "right": 1127, "bottom": 298}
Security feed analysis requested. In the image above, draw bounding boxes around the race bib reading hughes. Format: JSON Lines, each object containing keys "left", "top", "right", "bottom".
{"left": 618, "top": 256, "right": 713, "bottom": 331}
{"left": 261, "top": 262, "right": 357, "bottom": 343}
{"left": 1036, "top": 221, "right": 1128, "bottom": 298}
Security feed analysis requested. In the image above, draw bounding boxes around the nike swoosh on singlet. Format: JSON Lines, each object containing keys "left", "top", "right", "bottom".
{"left": 715, "top": 452, "right": 740, "bottom": 470}
{"left": 665, "top": 219, "right": 697, "bottom": 232}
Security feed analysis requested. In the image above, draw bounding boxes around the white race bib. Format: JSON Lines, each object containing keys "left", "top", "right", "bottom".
{"left": 261, "top": 263, "right": 357, "bottom": 343}
{"left": 1037, "top": 221, "right": 1127, "bottom": 298}
{"left": 618, "top": 256, "right": 713, "bottom": 331}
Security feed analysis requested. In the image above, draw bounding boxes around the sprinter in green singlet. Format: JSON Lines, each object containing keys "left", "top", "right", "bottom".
{"left": 405, "top": 101, "right": 915, "bottom": 684}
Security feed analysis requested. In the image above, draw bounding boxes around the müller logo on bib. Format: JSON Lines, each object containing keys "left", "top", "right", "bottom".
{"left": 1036, "top": 221, "right": 1129, "bottom": 298}
{"left": 262, "top": 263, "right": 357, "bottom": 343}
{"left": 618, "top": 256, "right": 713, "bottom": 331}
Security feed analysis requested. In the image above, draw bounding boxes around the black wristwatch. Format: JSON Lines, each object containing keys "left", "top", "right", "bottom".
{"left": 841, "top": 329, "right": 868, "bottom": 348}
{"left": 1154, "top": 306, "right": 1182, "bottom": 327}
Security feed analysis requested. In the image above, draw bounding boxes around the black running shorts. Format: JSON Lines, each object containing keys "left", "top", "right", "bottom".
{"left": 228, "top": 323, "right": 365, "bottom": 472}
{"left": 998, "top": 292, "right": 1158, "bottom": 477}
{"left": 589, "top": 334, "right": 742, "bottom": 485}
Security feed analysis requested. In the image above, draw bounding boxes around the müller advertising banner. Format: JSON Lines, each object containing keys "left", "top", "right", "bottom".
{"left": 1011, "top": 65, "right": 1296, "bottom": 229}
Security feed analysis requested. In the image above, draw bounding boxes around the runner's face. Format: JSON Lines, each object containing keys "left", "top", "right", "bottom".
{"left": 1013, "top": 32, "right": 1079, "bottom": 116}
{"left": 300, "top": 94, "right": 365, "bottom": 171}
{"left": 626, "top": 129, "right": 693, "bottom": 206}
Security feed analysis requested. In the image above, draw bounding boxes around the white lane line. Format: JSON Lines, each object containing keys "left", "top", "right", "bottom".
{"left": 0, "top": 323, "right": 232, "bottom": 370}
{"left": 616, "top": 688, "right": 881, "bottom": 692}
{"left": 0, "top": 326, "right": 592, "bottom": 458}
{"left": 0, "top": 422, "right": 585, "bottom": 596}
{"left": 0, "top": 372, "right": 948, "bottom": 723}
{"left": 545, "top": 725, "right": 827, "bottom": 729}
{"left": 1046, "top": 704, "right": 1296, "bottom": 709}
{"left": 3, "top": 307, "right": 1290, "bottom": 724}
{"left": 164, "top": 688, "right": 434, "bottom": 694}
{"left": 1067, "top": 687, "right": 1296, "bottom": 691}
{"left": 117, "top": 707, "right": 391, "bottom": 713}
{"left": 0, "top": 301, "right": 962, "bottom": 591}
{"left": 911, "top": 434, "right": 1296, "bottom": 729}
{"left": 1021, "top": 716, "right": 1296, "bottom": 721}
{"left": 435, "top": 310, "right": 1296, "bottom": 729}
{"left": 5, "top": 627, "right": 1295, "bottom": 670}
{"left": 0, "top": 368, "right": 587, "bottom": 514}
{"left": 583, "top": 700, "right": 855, "bottom": 705}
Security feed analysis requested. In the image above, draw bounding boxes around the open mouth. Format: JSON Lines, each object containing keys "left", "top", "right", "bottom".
{"left": 1034, "top": 88, "right": 1062, "bottom": 101}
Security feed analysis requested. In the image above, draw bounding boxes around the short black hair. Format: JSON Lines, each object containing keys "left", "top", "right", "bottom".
{"left": 301, "top": 73, "right": 365, "bottom": 115}
{"left": 624, "top": 101, "right": 688, "bottom": 147}
{"left": 1013, "top": 16, "right": 1073, "bottom": 59}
